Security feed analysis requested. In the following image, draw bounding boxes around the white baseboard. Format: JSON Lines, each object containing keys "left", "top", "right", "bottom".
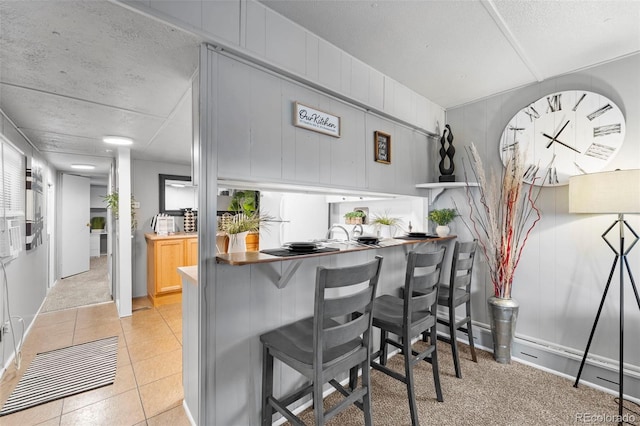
{"left": 183, "top": 400, "right": 197, "bottom": 426}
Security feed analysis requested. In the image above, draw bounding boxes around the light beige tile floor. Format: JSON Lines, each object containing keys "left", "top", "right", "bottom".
{"left": 0, "top": 298, "right": 190, "bottom": 426}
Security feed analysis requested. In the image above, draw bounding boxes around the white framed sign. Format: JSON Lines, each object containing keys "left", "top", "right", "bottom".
{"left": 293, "top": 102, "right": 341, "bottom": 138}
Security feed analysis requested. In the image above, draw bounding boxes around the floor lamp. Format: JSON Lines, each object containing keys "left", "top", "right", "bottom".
{"left": 569, "top": 169, "right": 640, "bottom": 421}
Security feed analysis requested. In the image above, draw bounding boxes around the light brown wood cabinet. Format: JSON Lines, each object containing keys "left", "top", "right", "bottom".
{"left": 145, "top": 233, "right": 198, "bottom": 306}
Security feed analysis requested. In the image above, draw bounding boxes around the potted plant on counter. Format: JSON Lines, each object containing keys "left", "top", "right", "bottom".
{"left": 220, "top": 211, "right": 273, "bottom": 253}
{"left": 428, "top": 208, "right": 457, "bottom": 237}
{"left": 371, "top": 211, "right": 401, "bottom": 238}
{"left": 344, "top": 210, "right": 366, "bottom": 225}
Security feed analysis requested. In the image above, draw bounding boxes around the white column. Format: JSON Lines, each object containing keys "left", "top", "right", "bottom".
{"left": 116, "top": 147, "right": 132, "bottom": 317}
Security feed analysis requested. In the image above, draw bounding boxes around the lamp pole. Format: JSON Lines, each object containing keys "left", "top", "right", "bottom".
{"left": 573, "top": 214, "right": 640, "bottom": 424}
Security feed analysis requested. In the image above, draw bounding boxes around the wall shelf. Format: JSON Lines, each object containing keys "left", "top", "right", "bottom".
{"left": 415, "top": 182, "right": 478, "bottom": 203}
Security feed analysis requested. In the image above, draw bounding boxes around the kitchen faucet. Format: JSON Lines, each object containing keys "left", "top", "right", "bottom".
{"left": 352, "top": 224, "right": 364, "bottom": 238}
{"left": 326, "top": 225, "right": 350, "bottom": 241}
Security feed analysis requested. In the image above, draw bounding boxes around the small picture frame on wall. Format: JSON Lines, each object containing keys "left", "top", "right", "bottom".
{"left": 374, "top": 131, "right": 391, "bottom": 164}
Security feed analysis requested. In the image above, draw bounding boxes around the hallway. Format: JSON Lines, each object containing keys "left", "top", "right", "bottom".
{"left": 0, "top": 299, "right": 189, "bottom": 425}
{"left": 41, "top": 256, "right": 111, "bottom": 313}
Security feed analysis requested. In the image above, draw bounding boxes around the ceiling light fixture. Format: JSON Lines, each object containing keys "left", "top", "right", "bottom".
{"left": 71, "top": 164, "right": 96, "bottom": 170}
{"left": 103, "top": 136, "right": 133, "bottom": 146}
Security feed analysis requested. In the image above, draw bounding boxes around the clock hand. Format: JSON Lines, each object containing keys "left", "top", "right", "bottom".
{"left": 542, "top": 133, "right": 566, "bottom": 144}
{"left": 553, "top": 139, "right": 581, "bottom": 154}
{"left": 545, "top": 120, "right": 570, "bottom": 148}
{"left": 541, "top": 133, "right": 581, "bottom": 153}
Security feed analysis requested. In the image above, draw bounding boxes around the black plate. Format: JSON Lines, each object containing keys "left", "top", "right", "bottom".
{"left": 285, "top": 242, "right": 319, "bottom": 252}
{"left": 407, "top": 232, "right": 428, "bottom": 238}
{"left": 357, "top": 236, "right": 379, "bottom": 244}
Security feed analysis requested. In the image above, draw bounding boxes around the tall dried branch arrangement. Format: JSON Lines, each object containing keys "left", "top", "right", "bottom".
{"left": 460, "top": 143, "right": 546, "bottom": 299}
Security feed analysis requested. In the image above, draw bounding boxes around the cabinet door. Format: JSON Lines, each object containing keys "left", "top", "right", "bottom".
{"left": 155, "top": 240, "right": 185, "bottom": 294}
{"left": 186, "top": 238, "right": 198, "bottom": 266}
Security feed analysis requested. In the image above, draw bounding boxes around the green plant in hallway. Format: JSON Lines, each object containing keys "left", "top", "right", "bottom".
{"left": 103, "top": 191, "right": 138, "bottom": 230}
{"left": 90, "top": 216, "right": 105, "bottom": 231}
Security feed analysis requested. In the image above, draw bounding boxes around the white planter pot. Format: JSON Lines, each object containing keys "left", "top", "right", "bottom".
{"left": 435, "top": 225, "right": 450, "bottom": 237}
{"left": 377, "top": 225, "right": 396, "bottom": 239}
{"left": 227, "top": 231, "right": 249, "bottom": 253}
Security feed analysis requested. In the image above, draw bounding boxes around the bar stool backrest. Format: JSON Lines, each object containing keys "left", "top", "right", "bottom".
{"left": 448, "top": 240, "right": 477, "bottom": 298}
{"left": 313, "top": 256, "right": 383, "bottom": 371}
{"left": 405, "top": 248, "right": 446, "bottom": 319}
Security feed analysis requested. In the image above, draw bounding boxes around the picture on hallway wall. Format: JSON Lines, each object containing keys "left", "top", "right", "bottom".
{"left": 26, "top": 160, "right": 43, "bottom": 250}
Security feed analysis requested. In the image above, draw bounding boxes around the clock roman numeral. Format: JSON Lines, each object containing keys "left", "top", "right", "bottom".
{"left": 593, "top": 123, "right": 621, "bottom": 137}
{"left": 572, "top": 93, "right": 587, "bottom": 111}
{"left": 587, "top": 104, "right": 613, "bottom": 121}
{"left": 548, "top": 167, "right": 558, "bottom": 185}
{"left": 584, "top": 143, "right": 616, "bottom": 160}
{"left": 501, "top": 141, "right": 519, "bottom": 152}
{"left": 523, "top": 164, "right": 539, "bottom": 182}
{"left": 546, "top": 94, "right": 561, "bottom": 113}
{"left": 524, "top": 105, "right": 540, "bottom": 122}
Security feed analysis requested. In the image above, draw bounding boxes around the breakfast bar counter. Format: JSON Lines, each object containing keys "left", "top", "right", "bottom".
{"left": 216, "top": 235, "right": 455, "bottom": 266}
{"left": 192, "top": 234, "right": 456, "bottom": 425}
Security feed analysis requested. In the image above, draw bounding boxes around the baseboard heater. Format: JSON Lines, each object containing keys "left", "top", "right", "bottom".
{"left": 447, "top": 321, "right": 640, "bottom": 404}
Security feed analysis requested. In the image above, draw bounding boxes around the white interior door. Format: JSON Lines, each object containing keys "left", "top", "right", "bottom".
{"left": 61, "top": 174, "right": 90, "bottom": 278}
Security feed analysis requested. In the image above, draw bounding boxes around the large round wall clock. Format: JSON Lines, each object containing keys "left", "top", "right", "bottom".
{"left": 499, "top": 90, "right": 626, "bottom": 186}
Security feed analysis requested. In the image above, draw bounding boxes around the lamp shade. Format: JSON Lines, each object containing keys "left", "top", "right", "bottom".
{"left": 569, "top": 169, "right": 640, "bottom": 214}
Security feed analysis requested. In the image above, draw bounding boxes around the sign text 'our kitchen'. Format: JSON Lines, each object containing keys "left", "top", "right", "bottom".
{"left": 293, "top": 102, "right": 341, "bottom": 138}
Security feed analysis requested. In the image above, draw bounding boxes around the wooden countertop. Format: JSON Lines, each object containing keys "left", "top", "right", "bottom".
{"left": 216, "top": 235, "right": 455, "bottom": 266}
{"left": 145, "top": 232, "right": 198, "bottom": 241}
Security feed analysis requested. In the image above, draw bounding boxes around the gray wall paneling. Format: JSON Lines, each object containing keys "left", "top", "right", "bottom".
{"left": 216, "top": 53, "right": 429, "bottom": 196}
{"left": 128, "top": 0, "right": 445, "bottom": 136}
{"left": 131, "top": 159, "right": 191, "bottom": 298}
{"left": 0, "top": 112, "right": 49, "bottom": 372}
{"left": 440, "top": 53, "right": 640, "bottom": 392}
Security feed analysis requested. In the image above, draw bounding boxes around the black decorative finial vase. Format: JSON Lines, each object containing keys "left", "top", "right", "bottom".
{"left": 439, "top": 124, "right": 455, "bottom": 182}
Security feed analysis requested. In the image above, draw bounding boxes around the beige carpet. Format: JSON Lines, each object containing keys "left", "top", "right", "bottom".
{"left": 293, "top": 340, "right": 639, "bottom": 425}
{"left": 41, "top": 256, "right": 111, "bottom": 312}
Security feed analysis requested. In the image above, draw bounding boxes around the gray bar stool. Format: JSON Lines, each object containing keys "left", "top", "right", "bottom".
{"left": 370, "top": 248, "right": 445, "bottom": 426}
{"left": 437, "top": 240, "right": 479, "bottom": 378}
{"left": 260, "top": 256, "right": 383, "bottom": 426}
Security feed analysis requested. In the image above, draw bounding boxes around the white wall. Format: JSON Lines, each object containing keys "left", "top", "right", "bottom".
{"left": 0, "top": 111, "right": 50, "bottom": 373}
{"left": 132, "top": 159, "right": 191, "bottom": 298}
{"left": 439, "top": 53, "right": 640, "bottom": 372}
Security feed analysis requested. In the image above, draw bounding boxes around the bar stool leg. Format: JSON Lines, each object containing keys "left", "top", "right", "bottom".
{"left": 362, "top": 358, "right": 373, "bottom": 426}
{"left": 313, "top": 377, "right": 324, "bottom": 426}
{"left": 261, "top": 346, "right": 274, "bottom": 426}
{"left": 449, "top": 306, "right": 462, "bottom": 378}
{"left": 466, "top": 300, "right": 478, "bottom": 362}
{"left": 380, "top": 330, "right": 389, "bottom": 366}
{"left": 403, "top": 335, "right": 419, "bottom": 426}
{"left": 430, "top": 326, "right": 444, "bottom": 402}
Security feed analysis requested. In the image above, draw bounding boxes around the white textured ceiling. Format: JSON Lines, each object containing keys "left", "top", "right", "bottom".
{"left": 261, "top": 0, "right": 640, "bottom": 108}
{"left": 0, "top": 1, "right": 200, "bottom": 178}
{"left": 0, "top": 0, "right": 639, "bottom": 180}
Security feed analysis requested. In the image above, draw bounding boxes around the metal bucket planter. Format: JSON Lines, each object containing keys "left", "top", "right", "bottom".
{"left": 487, "top": 296, "right": 519, "bottom": 364}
